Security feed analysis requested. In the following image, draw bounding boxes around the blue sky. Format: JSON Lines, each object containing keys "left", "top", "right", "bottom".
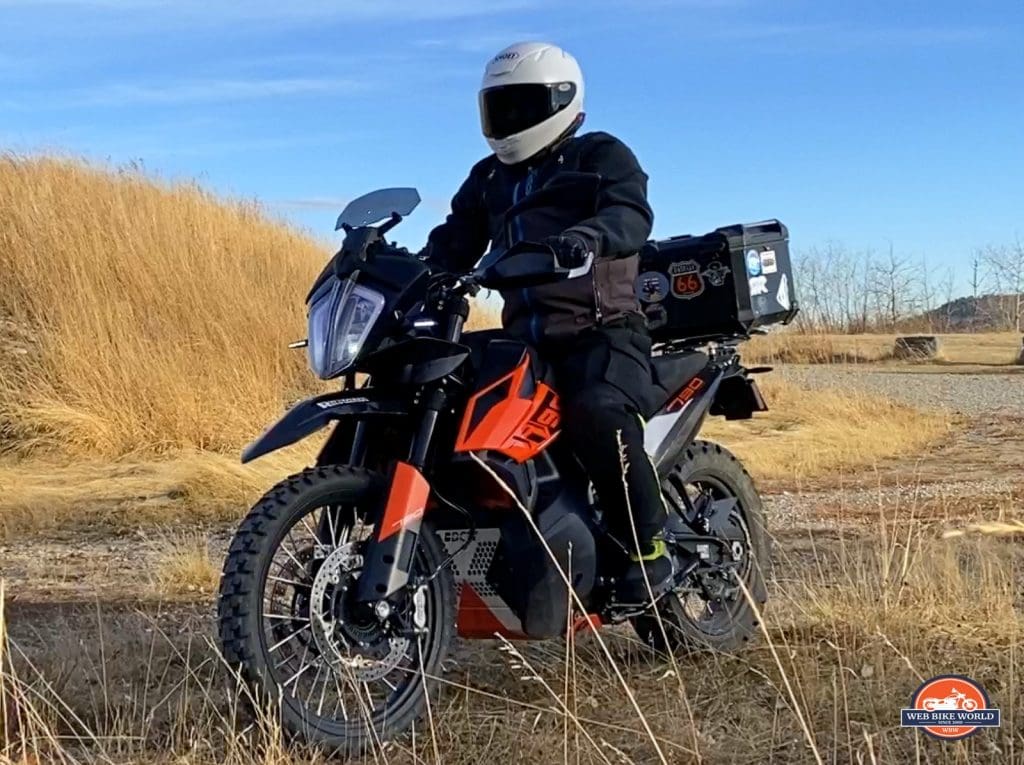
{"left": 2, "top": 0, "right": 1022, "bottom": 292}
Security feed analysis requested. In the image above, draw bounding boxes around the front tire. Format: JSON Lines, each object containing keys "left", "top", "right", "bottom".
{"left": 633, "top": 440, "right": 769, "bottom": 654}
{"left": 217, "top": 465, "right": 455, "bottom": 753}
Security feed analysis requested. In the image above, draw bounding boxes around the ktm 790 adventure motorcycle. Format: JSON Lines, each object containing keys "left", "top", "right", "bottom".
{"left": 218, "top": 188, "right": 771, "bottom": 750}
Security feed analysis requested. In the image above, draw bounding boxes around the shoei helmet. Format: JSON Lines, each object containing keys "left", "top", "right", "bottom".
{"left": 479, "top": 41, "right": 584, "bottom": 165}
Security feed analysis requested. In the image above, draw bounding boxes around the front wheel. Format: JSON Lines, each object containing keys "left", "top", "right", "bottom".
{"left": 633, "top": 440, "right": 769, "bottom": 654}
{"left": 217, "top": 466, "right": 455, "bottom": 753}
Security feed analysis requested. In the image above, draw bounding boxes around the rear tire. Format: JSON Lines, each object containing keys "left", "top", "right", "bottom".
{"left": 217, "top": 465, "right": 455, "bottom": 754}
{"left": 633, "top": 440, "right": 769, "bottom": 654}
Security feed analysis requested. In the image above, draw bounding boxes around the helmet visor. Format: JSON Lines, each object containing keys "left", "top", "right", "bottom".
{"left": 480, "top": 82, "right": 577, "bottom": 140}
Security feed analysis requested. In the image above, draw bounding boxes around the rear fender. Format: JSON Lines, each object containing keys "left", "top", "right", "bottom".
{"left": 240, "top": 390, "right": 408, "bottom": 464}
{"left": 710, "top": 375, "right": 768, "bottom": 420}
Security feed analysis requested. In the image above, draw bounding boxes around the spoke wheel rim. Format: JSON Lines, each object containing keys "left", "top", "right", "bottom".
{"left": 257, "top": 504, "right": 432, "bottom": 731}
{"left": 671, "top": 475, "right": 755, "bottom": 637}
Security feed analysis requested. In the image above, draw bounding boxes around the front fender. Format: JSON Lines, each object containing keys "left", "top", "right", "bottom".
{"left": 241, "top": 390, "right": 408, "bottom": 464}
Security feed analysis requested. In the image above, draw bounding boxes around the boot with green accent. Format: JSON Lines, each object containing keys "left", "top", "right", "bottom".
{"left": 616, "top": 538, "right": 676, "bottom": 604}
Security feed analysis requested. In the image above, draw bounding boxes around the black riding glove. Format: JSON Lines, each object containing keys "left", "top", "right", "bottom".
{"left": 544, "top": 233, "right": 593, "bottom": 269}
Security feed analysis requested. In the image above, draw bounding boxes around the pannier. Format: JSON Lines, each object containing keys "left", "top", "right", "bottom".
{"left": 635, "top": 220, "right": 798, "bottom": 342}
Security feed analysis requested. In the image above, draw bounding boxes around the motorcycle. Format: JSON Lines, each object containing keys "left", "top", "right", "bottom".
{"left": 218, "top": 187, "right": 772, "bottom": 750}
{"left": 923, "top": 690, "right": 979, "bottom": 712}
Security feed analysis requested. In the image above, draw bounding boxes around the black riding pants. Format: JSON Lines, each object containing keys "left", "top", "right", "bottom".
{"left": 540, "top": 316, "right": 665, "bottom": 549}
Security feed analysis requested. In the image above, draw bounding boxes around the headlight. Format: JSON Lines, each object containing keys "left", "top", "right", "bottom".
{"left": 307, "top": 278, "right": 385, "bottom": 379}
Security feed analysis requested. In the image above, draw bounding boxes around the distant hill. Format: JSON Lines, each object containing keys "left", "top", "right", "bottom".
{"left": 925, "top": 294, "right": 1023, "bottom": 332}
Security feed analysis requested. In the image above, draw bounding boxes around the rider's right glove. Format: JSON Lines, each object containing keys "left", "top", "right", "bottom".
{"left": 543, "top": 233, "right": 593, "bottom": 269}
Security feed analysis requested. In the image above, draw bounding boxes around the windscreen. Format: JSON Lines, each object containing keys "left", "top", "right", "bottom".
{"left": 335, "top": 187, "right": 421, "bottom": 230}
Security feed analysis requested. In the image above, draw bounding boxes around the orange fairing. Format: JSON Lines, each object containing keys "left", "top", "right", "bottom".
{"left": 378, "top": 462, "right": 429, "bottom": 541}
{"left": 455, "top": 357, "right": 561, "bottom": 462}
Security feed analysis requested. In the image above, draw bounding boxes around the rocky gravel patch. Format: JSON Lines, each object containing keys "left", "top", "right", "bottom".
{"left": 779, "top": 365, "right": 1024, "bottom": 417}
{"left": 765, "top": 477, "right": 1020, "bottom": 527}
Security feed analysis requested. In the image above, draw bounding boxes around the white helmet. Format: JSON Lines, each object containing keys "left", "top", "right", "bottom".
{"left": 479, "top": 41, "right": 585, "bottom": 165}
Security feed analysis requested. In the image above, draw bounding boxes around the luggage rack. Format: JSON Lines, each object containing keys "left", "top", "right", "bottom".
{"left": 652, "top": 328, "right": 767, "bottom": 356}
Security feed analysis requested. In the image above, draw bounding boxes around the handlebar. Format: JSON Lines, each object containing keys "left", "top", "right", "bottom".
{"left": 420, "top": 241, "right": 595, "bottom": 301}
{"left": 468, "top": 241, "right": 594, "bottom": 291}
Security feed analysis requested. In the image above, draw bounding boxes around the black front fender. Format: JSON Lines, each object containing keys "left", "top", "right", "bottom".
{"left": 241, "top": 390, "right": 408, "bottom": 464}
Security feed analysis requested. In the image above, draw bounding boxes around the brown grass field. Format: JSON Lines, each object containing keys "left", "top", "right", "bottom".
{"left": 2, "top": 157, "right": 1022, "bottom": 764}
{"left": 744, "top": 331, "right": 1022, "bottom": 368}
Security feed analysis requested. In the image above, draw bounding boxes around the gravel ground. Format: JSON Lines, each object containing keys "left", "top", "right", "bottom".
{"left": 764, "top": 477, "right": 1020, "bottom": 527}
{"left": 778, "top": 366, "right": 1024, "bottom": 416}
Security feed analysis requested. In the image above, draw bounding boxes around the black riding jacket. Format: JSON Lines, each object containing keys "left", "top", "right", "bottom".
{"left": 422, "top": 131, "right": 654, "bottom": 344}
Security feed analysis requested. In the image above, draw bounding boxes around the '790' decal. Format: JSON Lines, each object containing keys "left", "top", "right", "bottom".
{"left": 667, "top": 377, "right": 705, "bottom": 413}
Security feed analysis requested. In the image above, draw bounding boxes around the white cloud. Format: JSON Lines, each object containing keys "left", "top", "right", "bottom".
{"left": 12, "top": 76, "right": 368, "bottom": 109}
{"left": 274, "top": 197, "right": 351, "bottom": 212}
{"left": 417, "top": 32, "right": 548, "bottom": 55}
{"left": 709, "top": 23, "right": 997, "bottom": 48}
{"left": 0, "top": 0, "right": 542, "bottom": 23}
{"left": 850, "top": 26, "right": 995, "bottom": 46}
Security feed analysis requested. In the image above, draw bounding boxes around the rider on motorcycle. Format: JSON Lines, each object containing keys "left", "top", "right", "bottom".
{"left": 420, "top": 41, "right": 669, "bottom": 601}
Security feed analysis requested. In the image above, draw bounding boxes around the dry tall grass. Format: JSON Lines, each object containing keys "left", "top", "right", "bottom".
{"left": 0, "top": 155, "right": 327, "bottom": 459}
{"left": 3, "top": 496, "right": 1021, "bottom": 764}
{"left": 703, "top": 376, "right": 952, "bottom": 482}
{"left": 151, "top": 531, "right": 220, "bottom": 597}
{"left": 0, "top": 448, "right": 314, "bottom": 537}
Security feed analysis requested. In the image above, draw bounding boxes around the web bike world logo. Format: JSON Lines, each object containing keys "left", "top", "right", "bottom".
{"left": 901, "top": 675, "right": 1000, "bottom": 740}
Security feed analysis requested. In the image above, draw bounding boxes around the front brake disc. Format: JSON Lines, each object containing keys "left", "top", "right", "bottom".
{"left": 308, "top": 544, "right": 410, "bottom": 682}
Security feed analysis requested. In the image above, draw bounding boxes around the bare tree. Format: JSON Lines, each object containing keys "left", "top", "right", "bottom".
{"left": 981, "top": 239, "right": 1024, "bottom": 331}
{"left": 791, "top": 243, "right": 881, "bottom": 332}
{"left": 780, "top": 241, "right": 1024, "bottom": 335}
{"left": 870, "top": 244, "right": 916, "bottom": 331}
{"left": 970, "top": 256, "right": 982, "bottom": 298}
{"left": 936, "top": 267, "right": 957, "bottom": 332}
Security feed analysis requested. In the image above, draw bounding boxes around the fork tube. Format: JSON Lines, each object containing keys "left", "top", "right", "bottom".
{"left": 446, "top": 314, "right": 465, "bottom": 342}
{"left": 349, "top": 420, "right": 369, "bottom": 465}
{"left": 445, "top": 296, "right": 470, "bottom": 343}
{"left": 408, "top": 387, "right": 445, "bottom": 468}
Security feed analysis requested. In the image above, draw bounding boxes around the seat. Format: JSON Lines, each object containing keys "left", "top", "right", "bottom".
{"left": 650, "top": 351, "right": 709, "bottom": 405}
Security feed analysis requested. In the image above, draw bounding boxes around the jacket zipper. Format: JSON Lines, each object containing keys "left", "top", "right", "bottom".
{"left": 590, "top": 173, "right": 605, "bottom": 324}
{"left": 592, "top": 264, "right": 604, "bottom": 324}
{"left": 514, "top": 170, "right": 542, "bottom": 345}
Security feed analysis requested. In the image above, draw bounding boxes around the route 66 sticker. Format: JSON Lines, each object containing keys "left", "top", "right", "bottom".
{"left": 669, "top": 260, "right": 704, "bottom": 300}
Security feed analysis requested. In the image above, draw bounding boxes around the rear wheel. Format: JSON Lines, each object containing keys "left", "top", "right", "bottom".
{"left": 217, "top": 466, "right": 455, "bottom": 754}
{"left": 633, "top": 440, "right": 769, "bottom": 653}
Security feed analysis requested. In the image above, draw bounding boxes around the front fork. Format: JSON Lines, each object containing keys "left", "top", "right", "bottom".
{"left": 354, "top": 387, "right": 447, "bottom": 602}
{"left": 355, "top": 298, "right": 467, "bottom": 603}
